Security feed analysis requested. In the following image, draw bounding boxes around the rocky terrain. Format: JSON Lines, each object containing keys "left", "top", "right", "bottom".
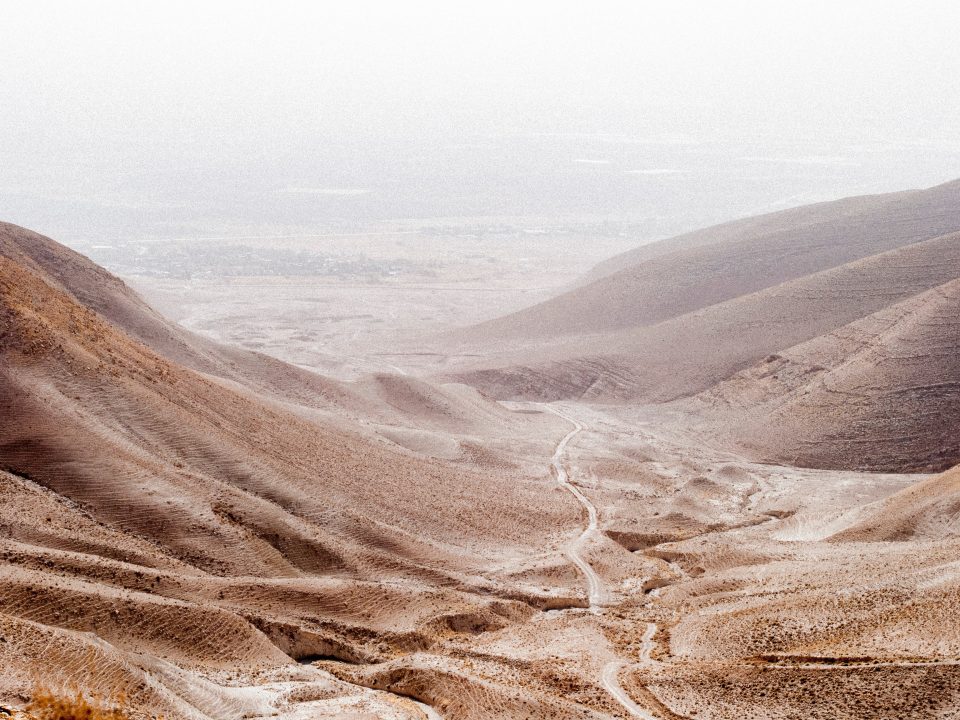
{"left": 4, "top": 174, "right": 960, "bottom": 720}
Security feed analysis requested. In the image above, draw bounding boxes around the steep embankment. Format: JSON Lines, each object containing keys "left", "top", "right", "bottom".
{"left": 686, "top": 275, "right": 960, "bottom": 472}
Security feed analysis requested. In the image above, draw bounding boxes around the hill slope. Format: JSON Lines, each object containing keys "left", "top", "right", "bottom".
{"left": 830, "top": 464, "right": 960, "bottom": 541}
{"left": 0, "top": 225, "right": 583, "bottom": 716}
{"left": 457, "top": 178, "right": 960, "bottom": 344}
{"left": 456, "top": 229, "right": 960, "bottom": 404}
{"left": 686, "top": 276, "right": 960, "bottom": 472}
{"left": 443, "top": 178, "right": 960, "bottom": 472}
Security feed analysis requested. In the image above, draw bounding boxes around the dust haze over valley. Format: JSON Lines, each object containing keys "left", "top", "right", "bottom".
{"left": 5, "top": 2, "right": 960, "bottom": 719}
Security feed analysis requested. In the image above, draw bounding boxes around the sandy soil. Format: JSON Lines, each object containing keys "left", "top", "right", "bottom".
{"left": 128, "top": 225, "right": 638, "bottom": 380}
{"left": 4, "top": 211, "right": 960, "bottom": 719}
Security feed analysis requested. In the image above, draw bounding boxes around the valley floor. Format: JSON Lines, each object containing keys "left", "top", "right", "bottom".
{"left": 6, "top": 217, "right": 960, "bottom": 719}
{"left": 11, "top": 399, "right": 943, "bottom": 719}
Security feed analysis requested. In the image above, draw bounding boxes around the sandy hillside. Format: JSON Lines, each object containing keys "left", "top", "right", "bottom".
{"left": 684, "top": 275, "right": 960, "bottom": 472}
{"left": 0, "top": 224, "right": 599, "bottom": 717}
{"left": 443, "top": 180, "right": 960, "bottom": 408}
{"left": 457, "top": 178, "right": 960, "bottom": 344}
{"left": 436, "top": 180, "right": 960, "bottom": 474}
{"left": 4, "top": 214, "right": 960, "bottom": 720}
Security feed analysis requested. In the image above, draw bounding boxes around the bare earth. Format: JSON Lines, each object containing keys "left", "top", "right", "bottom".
{"left": 4, "top": 176, "right": 960, "bottom": 720}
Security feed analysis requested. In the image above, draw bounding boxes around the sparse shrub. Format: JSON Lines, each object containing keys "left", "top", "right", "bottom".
{"left": 26, "top": 687, "right": 130, "bottom": 720}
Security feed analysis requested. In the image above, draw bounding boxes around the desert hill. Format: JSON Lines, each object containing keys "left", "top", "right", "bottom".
{"left": 0, "top": 225, "right": 592, "bottom": 716}
{"left": 0, "top": 221, "right": 568, "bottom": 466}
{"left": 457, "top": 178, "right": 960, "bottom": 344}
{"left": 442, "top": 180, "right": 960, "bottom": 472}
{"left": 686, "top": 276, "right": 960, "bottom": 472}
{"left": 454, "top": 228, "right": 960, "bottom": 401}
{"left": 830, "top": 464, "right": 960, "bottom": 541}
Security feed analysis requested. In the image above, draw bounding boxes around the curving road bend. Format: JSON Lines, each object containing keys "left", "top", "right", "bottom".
{"left": 600, "top": 623, "right": 659, "bottom": 719}
{"left": 601, "top": 662, "right": 657, "bottom": 720}
{"left": 542, "top": 403, "right": 662, "bottom": 719}
{"left": 541, "top": 404, "right": 607, "bottom": 609}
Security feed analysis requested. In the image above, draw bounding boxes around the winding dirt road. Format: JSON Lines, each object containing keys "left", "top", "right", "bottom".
{"left": 541, "top": 404, "right": 606, "bottom": 609}
{"left": 601, "top": 624, "right": 659, "bottom": 720}
{"left": 601, "top": 662, "right": 655, "bottom": 720}
{"left": 542, "top": 404, "right": 662, "bottom": 719}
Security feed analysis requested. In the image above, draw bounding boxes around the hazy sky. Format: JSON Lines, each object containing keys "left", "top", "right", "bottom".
{"left": 3, "top": 1, "right": 960, "bottom": 239}
{"left": 4, "top": 1, "right": 960, "bottom": 153}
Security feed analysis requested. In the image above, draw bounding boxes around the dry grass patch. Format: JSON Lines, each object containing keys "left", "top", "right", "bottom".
{"left": 26, "top": 688, "right": 131, "bottom": 720}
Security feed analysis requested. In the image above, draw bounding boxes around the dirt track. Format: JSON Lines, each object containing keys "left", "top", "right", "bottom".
{"left": 541, "top": 404, "right": 606, "bottom": 609}
{"left": 542, "top": 404, "right": 663, "bottom": 718}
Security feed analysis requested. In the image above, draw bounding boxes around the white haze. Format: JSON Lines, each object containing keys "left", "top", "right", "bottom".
{"left": 2, "top": 0, "right": 960, "bottom": 245}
